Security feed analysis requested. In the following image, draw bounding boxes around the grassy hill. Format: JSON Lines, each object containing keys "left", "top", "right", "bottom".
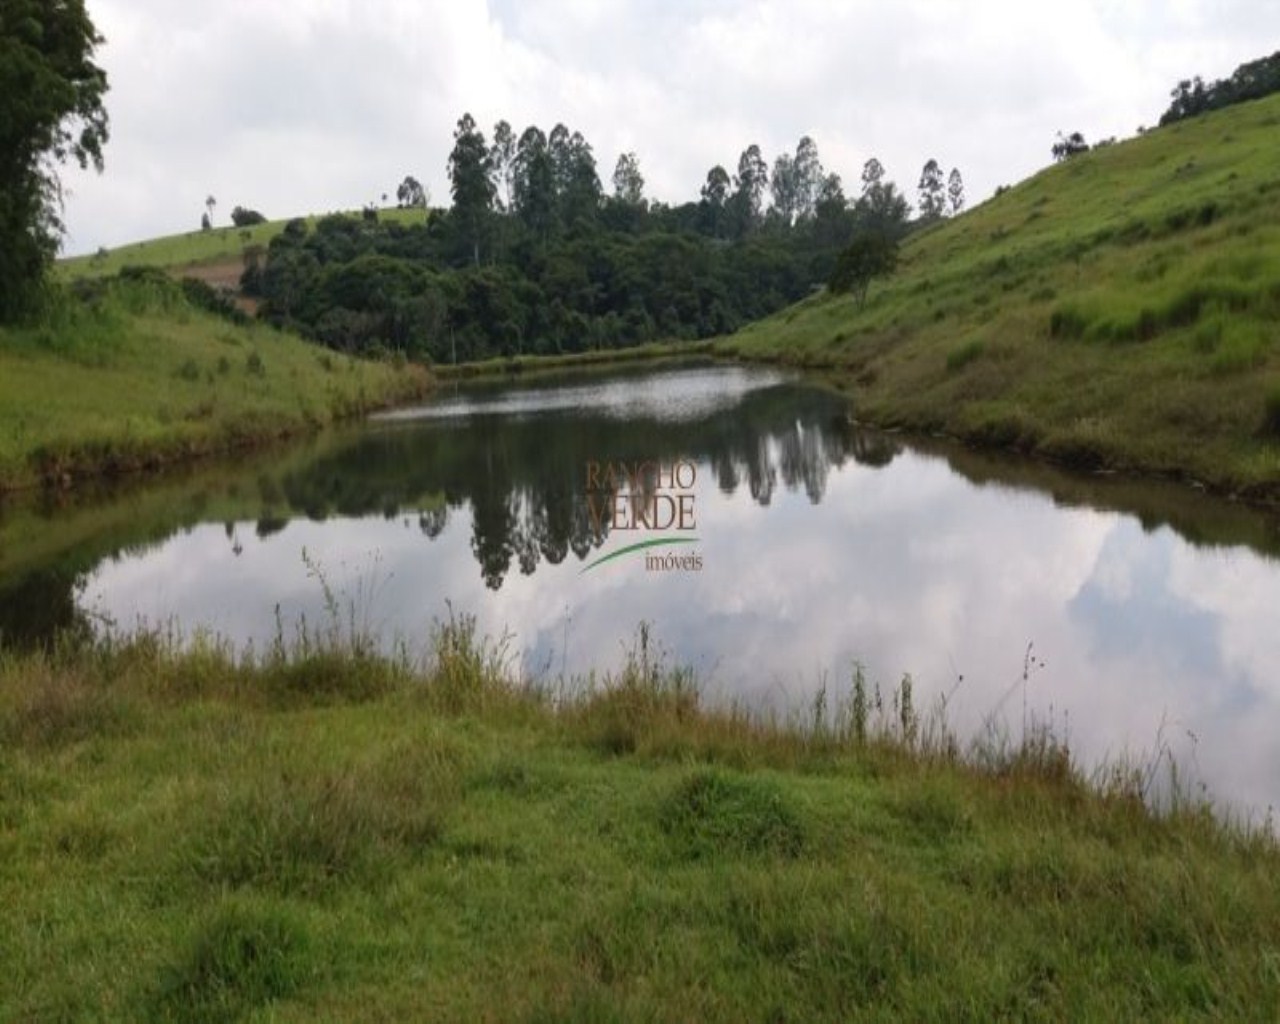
{"left": 57, "top": 206, "right": 429, "bottom": 282}
{"left": 0, "top": 274, "right": 428, "bottom": 492}
{"left": 717, "top": 94, "right": 1280, "bottom": 499}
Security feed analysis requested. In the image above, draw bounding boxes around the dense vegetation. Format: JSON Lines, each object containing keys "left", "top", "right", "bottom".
{"left": 719, "top": 90, "right": 1280, "bottom": 499}
{"left": 2, "top": 617, "right": 1277, "bottom": 1020}
{"left": 1160, "top": 50, "right": 1280, "bottom": 126}
{"left": 247, "top": 118, "right": 942, "bottom": 363}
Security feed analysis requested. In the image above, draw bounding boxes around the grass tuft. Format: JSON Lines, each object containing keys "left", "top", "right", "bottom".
{"left": 659, "top": 768, "right": 806, "bottom": 860}
{"left": 150, "top": 898, "right": 312, "bottom": 1023}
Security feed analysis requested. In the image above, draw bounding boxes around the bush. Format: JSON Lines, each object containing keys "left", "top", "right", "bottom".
{"left": 230, "top": 206, "right": 267, "bottom": 227}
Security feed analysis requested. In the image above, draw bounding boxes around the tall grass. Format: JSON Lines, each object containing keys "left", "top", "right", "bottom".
{"left": 2, "top": 617, "right": 1277, "bottom": 1019}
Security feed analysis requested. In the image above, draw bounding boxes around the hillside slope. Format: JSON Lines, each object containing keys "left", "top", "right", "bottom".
{"left": 0, "top": 276, "right": 428, "bottom": 492}
{"left": 57, "top": 207, "right": 428, "bottom": 282}
{"left": 718, "top": 94, "right": 1280, "bottom": 498}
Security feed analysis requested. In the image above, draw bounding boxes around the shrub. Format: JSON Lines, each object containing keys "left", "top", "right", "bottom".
{"left": 230, "top": 206, "right": 268, "bottom": 227}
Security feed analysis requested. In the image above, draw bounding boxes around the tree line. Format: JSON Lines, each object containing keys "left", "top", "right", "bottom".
{"left": 248, "top": 113, "right": 965, "bottom": 361}
{"left": 1160, "top": 51, "right": 1280, "bottom": 127}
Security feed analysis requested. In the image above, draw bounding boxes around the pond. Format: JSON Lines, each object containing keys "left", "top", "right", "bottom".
{"left": 4, "top": 362, "right": 1280, "bottom": 818}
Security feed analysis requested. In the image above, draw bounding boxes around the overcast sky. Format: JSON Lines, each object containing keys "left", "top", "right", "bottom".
{"left": 59, "top": 0, "right": 1280, "bottom": 255}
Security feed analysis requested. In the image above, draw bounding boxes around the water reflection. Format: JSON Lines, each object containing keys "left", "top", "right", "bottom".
{"left": 3, "top": 363, "right": 1280, "bottom": 816}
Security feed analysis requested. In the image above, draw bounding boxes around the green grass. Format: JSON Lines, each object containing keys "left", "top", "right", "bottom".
{"left": 1, "top": 619, "right": 1276, "bottom": 1020}
{"left": 717, "top": 95, "right": 1280, "bottom": 499}
{"left": 0, "top": 275, "right": 428, "bottom": 491}
{"left": 57, "top": 207, "right": 430, "bottom": 281}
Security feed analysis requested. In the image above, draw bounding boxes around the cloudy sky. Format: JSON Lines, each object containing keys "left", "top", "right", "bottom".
{"left": 60, "top": 0, "right": 1280, "bottom": 255}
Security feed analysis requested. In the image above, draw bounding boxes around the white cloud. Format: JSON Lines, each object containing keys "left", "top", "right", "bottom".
{"left": 59, "top": 0, "right": 1280, "bottom": 253}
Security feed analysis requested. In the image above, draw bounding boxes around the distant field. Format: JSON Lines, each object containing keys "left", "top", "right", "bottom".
{"left": 718, "top": 94, "right": 1280, "bottom": 499}
{"left": 58, "top": 207, "right": 430, "bottom": 281}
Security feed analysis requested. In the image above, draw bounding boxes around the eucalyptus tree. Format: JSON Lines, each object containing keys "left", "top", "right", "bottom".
{"left": 447, "top": 112, "right": 494, "bottom": 265}
{"left": 612, "top": 151, "right": 645, "bottom": 206}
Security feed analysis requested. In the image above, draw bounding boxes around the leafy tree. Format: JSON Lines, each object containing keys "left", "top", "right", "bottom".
{"left": 447, "top": 112, "right": 494, "bottom": 265}
{"left": 828, "top": 230, "right": 898, "bottom": 306}
{"left": 793, "top": 135, "right": 823, "bottom": 221}
{"left": 917, "top": 159, "right": 945, "bottom": 220}
{"left": 560, "top": 130, "right": 601, "bottom": 227}
{"left": 730, "top": 144, "right": 769, "bottom": 238}
{"left": 1051, "top": 131, "right": 1089, "bottom": 162}
{"left": 860, "top": 158, "right": 885, "bottom": 196}
{"left": 548, "top": 123, "right": 572, "bottom": 197}
{"left": 201, "top": 212, "right": 211, "bottom": 232}
{"left": 513, "top": 125, "right": 556, "bottom": 239}
{"left": 0, "top": 0, "right": 109, "bottom": 321}
{"left": 854, "top": 159, "right": 911, "bottom": 239}
{"left": 947, "top": 168, "right": 965, "bottom": 215}
{"left": 231, "top": 206, "right": 267, "bottom": 227}
{"left": 205, "top": 195, "right": 217, "bottom": 223}
{"left": 395, "top": 175, "right": 427, "bottom": 209}
{"left": 611, "top": 151, "right": 644, "bottom": 206}
{"left": 698, "top": 165, "right": 732, "bottom": 237}
{"left": 813, "top": 172, "right": 851, "bottom": 247}
{"left": 770, "top": 152, "right": 798, "bottom": 227}
{"left": 489, "top": 120, "right": 516, "bottom": 211}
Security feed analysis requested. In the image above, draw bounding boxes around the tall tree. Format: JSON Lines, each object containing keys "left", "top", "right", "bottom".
{"left": 813, "top": 172, "right": 851, "bottom": 247}
{"left": 730, "top": 144, "right": 769, "bottom": 237}
{"left": 512, "top": 125, "right": 555, "bottom": 238}
{"left": 0, "top": 0, "right": 110, "bottom": 320}
{"left": 917, "top": 159, "right": 945, "bottom": 220}
{"left": 548, "top": 123, "right": 572, "bottom": 197}
{"left": 611, "top": 151, "right": 645, "bottom": 205}
{"left": 489, "top": 120, "right": 516, "bottom": 212}
{"left": 854, "top": 161, "right": 911, "bottom": 239}
{"left": 770, "top": 152, "right": 798, "bottom": 227}
{"left": 699, "top": 164, "right": 732, "bottom": 237}
{"left": 447, "top": 112, "right": 494, "bottom": 265}
{"left": 860, "top": 158, "right": 885, "bottom": 197}
{"left": 793, "top": 135, "right": 824, "bottom": 221}
{"left": 947, "top": 168, "right": 965, "bottom": 215}
{"left": 561, "top": 130, "right": 601, "bottom": 226}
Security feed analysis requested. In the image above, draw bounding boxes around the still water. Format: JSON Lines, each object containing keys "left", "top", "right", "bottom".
{"left": 3, "top": 363, "right": 1280, "bottom": 816}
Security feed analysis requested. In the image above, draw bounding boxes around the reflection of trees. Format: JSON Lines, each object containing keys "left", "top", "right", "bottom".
{"left": 269, "top": 382, "right": 878, "bottom": 589}
{"left": 13, "top": 365, "right": 1280, "bottom": 649}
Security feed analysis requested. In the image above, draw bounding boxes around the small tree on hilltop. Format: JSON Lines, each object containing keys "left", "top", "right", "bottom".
{"left": 396, "top": 175, "right": 428, "bottom": 209}
{"left": 230, "top": 206, "right": 267, "bottom": 227}
{"left": 917, "top": 159, "right": 946, "bottom": 221}
{"left": 828, "top": 230, "right": 899, "bottom": 307}
{"left": 947, "top": 168, "right": 965, "bottom": 215}
{"left": 1051, "top": 131, "right": 1090, "bottom": 162}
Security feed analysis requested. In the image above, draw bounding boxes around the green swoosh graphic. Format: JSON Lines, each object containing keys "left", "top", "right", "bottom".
{"left": 579, "top": 536, "right": 701, "bottom": 575}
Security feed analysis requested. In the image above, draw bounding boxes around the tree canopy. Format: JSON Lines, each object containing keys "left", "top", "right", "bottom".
{"left": 0, "top": 0, "right": 109, "bottom": 321}
{"left": 249, "top": 115, "right": 942, "bottom": 365}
